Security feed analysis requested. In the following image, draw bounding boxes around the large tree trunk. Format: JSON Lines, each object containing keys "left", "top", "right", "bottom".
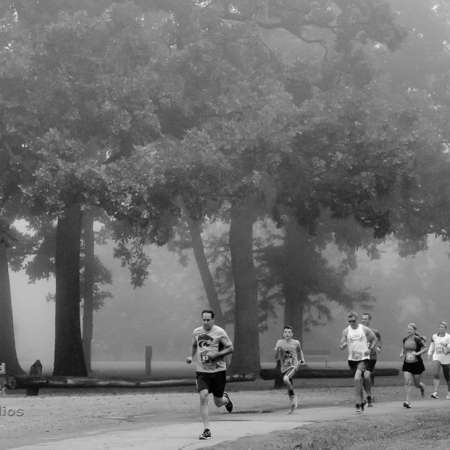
{"left": 279, "top": 219, "right": 306, "bottom": 388}
{"left": 228, "top": 201, "right": 259, "bottom": 375}
{"left": 283, "top": 286, "right": 304, "bottom": 341}
{"left": 82, "top": 210, "right": 94, "bottom": 373}
{"left": 0, "top": 225, "right": 24, "bottom": 375}
{"left": 282, "top": 217, "right": 306, "bottom": 341}
{"left": 53, "top": 203, "right": 87, "bottom": 376}
{"left": 186, "top": 216, "right": 224, "bottom": 323}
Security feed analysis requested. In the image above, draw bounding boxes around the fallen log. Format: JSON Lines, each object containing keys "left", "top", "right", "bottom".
{"left": 260, "top": 367, "right": 399, "bottom": 380}
{"left": 10, "top": 373, "right": 255, "bottom": 389}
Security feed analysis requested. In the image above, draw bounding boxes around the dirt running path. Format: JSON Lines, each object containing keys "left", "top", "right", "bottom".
{"left": 1, "top": 387, "right": 449, "bottom": 450}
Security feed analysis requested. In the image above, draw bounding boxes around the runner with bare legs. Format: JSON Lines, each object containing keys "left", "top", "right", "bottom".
{"left": 274, "top": 325, "right": 305, "bottom": 413}
{"left": 339, "top": 311, "right": 376, "bottom": 413}
{"left": 401, "top": 322, "right": 427, "bottom": 408}
{"left": 427, "top": 321, "right": 450, "bottom": 400}
{"left": 186, "top": 309, "right": 234, "bottom": 440}
{"left": 361, "top": 312, "right": 382, "bottom": 405}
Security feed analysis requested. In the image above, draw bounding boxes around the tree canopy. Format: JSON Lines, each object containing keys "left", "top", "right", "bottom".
{"left": 1, "top": 0, "right": 450, "bottom": 375}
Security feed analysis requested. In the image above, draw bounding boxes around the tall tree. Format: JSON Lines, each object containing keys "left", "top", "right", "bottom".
{"left": 259, "top": 215, "right": 373, "bottom": 340}
{"left": 137, "top": 0, "right": 414, "bottom": 375}
{"left": 185, "top": 215, "right": 225, "bottom": 323}
{"left": 53, "top": 203, "right": 86, "bottom": 375}
{"left": 81, "top": 211, "right": 95, "bottom": 373}
{"left": 13, "top": 2, "right": 172, "bottom": 375}
{"left": 0, "top": 4, "right": 38, "bottom": 375}
{"left": 0, "top": 220, "right": 22, "bottom": 375}
{"left": 228, "top": 197, "right": 260, "bottom": 373}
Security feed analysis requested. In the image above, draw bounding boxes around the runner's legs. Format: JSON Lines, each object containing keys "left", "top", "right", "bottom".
{"left": 431, "top": 360, "right": 441, "bottom": 395}
{"left": 199, "top": 389, "right": 210, "bottom": 429}
{"left": 404, "top": 371, "right": 414, "bottom": 404}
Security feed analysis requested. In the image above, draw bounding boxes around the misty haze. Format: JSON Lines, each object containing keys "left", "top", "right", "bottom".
{"left": 2, "top": 1, "right": 450, "bottom": 449}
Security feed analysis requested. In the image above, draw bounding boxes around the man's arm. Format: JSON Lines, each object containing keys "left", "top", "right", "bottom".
{"left": 186, "top": 336, "right": 197, "bottom": 364}
{"left": 427, "top": 336, "right": 435, "bottom": 359}
{"left": 297, "top": 341, "right": 305, "bottom": 364}
{"left": 274, "top": 340, "right": 281, "bottom": 361}
{"left": 207, "top": 335, "right": 234, "bottom": 361}
{"left": 415, "top": 338, "right": 428, "bottom": 356}
{"left": 339, "top": 328, "right": 348, "bottom": 349}
{"left": 217, "top": 339, "right": 234, "bottom": 358}
{"left": 375, "top": 330, "right": 382, "bottom": 352}
{"left": 363, "top": 326, "right": 377, "bottom": 349}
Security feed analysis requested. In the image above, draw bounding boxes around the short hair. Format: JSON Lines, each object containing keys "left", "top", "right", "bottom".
{"left": 440, "top": 321, "right": 448, "bottom": 329}
{"left": 201, "top": 309, "right": 215, "bottom": 319}
{"left": 362, "top": 312, "right": 372, "bottom": 320}
{"left": 347, "top": 311, "right": 358, "bottom": 320}
{"left": 408, "top": 322, "right": 417, "bottom": 331}
{"left": 283, "top": 325, "right": 293, "bottom": 331}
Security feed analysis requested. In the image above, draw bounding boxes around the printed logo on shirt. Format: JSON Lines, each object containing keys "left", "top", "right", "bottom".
{"left": 197, "top": 334, "right": 214, "bottom": 362}
{"left": 284, "top": 350, "right": 295, "bottom": 367}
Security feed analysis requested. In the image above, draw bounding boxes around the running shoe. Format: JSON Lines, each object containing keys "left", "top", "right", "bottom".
{"left": 223, "top": 392, "right": 233, "bottom": 413}
{"left": 355, "top": 403, "right": 362, "bottom": 413}
{"left": 366, "top": 396, "right": 373, "bottom": 407}
{"left": 446, "top": 393, "right": 450, "bottom": 400}
{"left": 199, "top": 429, "right": 212, "bottom": 440}
{"left": 431, "top": 392, "right": 439, "bottom": 399}
{"left": 403, "top": 401, "right": 412, "bottom": 409}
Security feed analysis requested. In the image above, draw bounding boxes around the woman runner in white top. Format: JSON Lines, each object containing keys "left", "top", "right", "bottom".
{"left": 427, "top": 321, "right": 450, "bottom": 399}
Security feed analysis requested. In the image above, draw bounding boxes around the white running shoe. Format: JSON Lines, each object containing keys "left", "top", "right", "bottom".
{"left": 446, "top": 393, "right": 450, "bottom": 400}
{"left": 431, "top": 392, "right": 439, "bottom": 399}
{"left": 288, "top": 395, "right": 298, "bottom": 414}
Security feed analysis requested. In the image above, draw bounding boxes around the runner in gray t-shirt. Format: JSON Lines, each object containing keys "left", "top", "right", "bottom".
{"left": 274, "top": 325, "right": 305, "bottom": 413}
{"left": 186, "top": 309, "right": 234, "bottom": 441}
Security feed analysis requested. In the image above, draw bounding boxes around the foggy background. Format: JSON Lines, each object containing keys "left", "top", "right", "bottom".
{"left": 4, "top": 0, "right": 450, "bottom": 378}
{"left": 12, "top": 231, "right": 450, "bottom": 371}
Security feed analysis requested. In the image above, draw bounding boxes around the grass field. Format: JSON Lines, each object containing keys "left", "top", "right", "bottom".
{"left": 211, "top": 408, "right": 450, "bottom": 450}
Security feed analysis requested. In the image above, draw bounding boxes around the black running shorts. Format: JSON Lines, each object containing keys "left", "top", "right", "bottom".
{"left": 348, "top": 360, "right": 369, "bottom": 375}
{"left": 366, "top": 359, "right": 377, "bottom": 372}
{"left": 196, "top": 370, "right": 227, "bottom": 397}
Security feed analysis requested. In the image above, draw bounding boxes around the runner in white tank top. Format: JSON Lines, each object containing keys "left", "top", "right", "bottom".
{"left": 346, "top": 324, "right": 370, "bottom": 361}
{"left": 340, "top": 311, "right": 376, "bottom": 413}
{"left": 427, "top": 321, "right": 450, "bottom": 399}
